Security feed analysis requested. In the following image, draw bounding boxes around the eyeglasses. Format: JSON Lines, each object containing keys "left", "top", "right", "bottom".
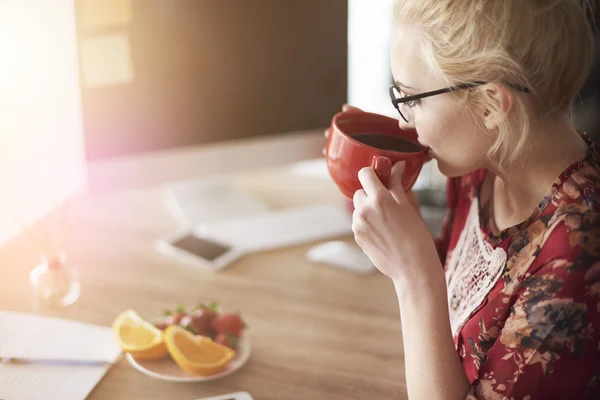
{"left": 389, "top": 81, "right": 530, "bottom": 123}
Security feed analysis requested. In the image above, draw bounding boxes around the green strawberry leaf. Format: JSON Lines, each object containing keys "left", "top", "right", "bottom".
{"left": 175, "top": 304, "right": 186, "bottom": 313}
{"left": 163, "top": 309, "right": 172, "bottom": 316}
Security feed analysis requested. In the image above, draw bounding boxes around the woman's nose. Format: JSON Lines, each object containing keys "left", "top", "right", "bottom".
{"left": 398, "top": 116, "right": 415, "bottom": 131}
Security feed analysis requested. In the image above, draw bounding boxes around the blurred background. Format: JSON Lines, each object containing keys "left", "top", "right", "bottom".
{"left": 0, "top": 0, "right": 598, "bottom": 246}
{"left": 76, "top": 0, "right": 349, "bottom": 160}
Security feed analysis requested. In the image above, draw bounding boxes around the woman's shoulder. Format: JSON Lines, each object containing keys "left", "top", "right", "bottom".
{"left": 550, "top": 142, "right": 600, "bottom": 213}
{"left": 505, "top": 161, "right": 600, "bottom": 282}
{"left": 504, "top": 153, "right": 600, "bottom": 260}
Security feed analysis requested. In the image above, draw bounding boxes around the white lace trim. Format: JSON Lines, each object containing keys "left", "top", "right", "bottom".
{"left": 445, "top": 197, "right": 507, "bottom": 338}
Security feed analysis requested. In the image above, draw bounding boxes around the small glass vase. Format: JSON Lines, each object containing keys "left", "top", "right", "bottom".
{"left": 29, "top": 253, "right": 80, "bottom": 310}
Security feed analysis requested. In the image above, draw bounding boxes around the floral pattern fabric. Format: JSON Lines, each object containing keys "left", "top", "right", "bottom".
{"left": 439, "top": 134, "right": 600, "bottom": 399}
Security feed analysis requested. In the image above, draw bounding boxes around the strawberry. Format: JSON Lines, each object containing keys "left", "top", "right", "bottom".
{"left": 154, "top": 321, "right": 169, "bottom": 330}
{"left": 180, "top": 306, "right": 216, "bottom": 336}
{"left": 211, "top": 313, "right": 245, "bottom": 336}
{"left": 163, "top": 305, "right": 186, "bottom": 326}
{"left": 215, "top": 332, "right": 239, "bottom": 350}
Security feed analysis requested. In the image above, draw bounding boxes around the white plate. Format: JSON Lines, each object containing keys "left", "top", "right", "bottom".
{"left": 126, "top": 334, "right": 251, "bottom": 382}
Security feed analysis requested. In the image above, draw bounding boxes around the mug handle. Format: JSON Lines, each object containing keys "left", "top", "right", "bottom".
{"left": 371, "top": 156, "right": 392, "bottom": 188}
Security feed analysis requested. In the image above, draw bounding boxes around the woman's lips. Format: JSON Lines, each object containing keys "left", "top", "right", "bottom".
{"left": 423, "top": 147, "right": 435, "bottom": 162}
{"left": 416, "top": 138, "right": 434, "bottom": 160}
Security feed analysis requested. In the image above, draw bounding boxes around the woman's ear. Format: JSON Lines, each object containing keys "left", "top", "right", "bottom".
{"left": 482, "top": 83, "right": 515, "bottom": 130}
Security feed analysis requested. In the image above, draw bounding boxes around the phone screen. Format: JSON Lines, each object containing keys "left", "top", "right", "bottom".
{"left": 171, "top": 234, "right": 231, "bottom": 261}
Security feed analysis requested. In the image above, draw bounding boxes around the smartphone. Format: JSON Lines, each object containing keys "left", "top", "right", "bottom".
{"left": 193, "top": 392, "right": 254, "bottom": 400}
{"left": 155, "top": 230, "right": 244, "bottom": 271}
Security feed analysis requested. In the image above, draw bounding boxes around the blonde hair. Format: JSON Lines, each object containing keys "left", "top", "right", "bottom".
{"left": 393, "top": 0, "right": 596, "bottom": 171}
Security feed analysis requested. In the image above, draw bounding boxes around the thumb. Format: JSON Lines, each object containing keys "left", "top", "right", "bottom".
{"left": 388, "top": 161, "right": 407, "bottom": 203}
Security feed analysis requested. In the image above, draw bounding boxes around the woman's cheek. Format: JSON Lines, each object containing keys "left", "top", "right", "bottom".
{"left": 415, "top": 121, "right": 437, "bottom": 149}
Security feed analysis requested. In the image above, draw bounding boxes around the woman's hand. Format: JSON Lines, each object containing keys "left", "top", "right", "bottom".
{"left": 352, "top": 161, "right": 441, "bottom": 286}
{"left": 345, "top": 113, "right": 469, "bottom": 399}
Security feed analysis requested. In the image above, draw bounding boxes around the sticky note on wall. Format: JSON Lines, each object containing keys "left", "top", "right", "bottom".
{"left": 81, "top": 0, "right": 132, "bottom": 28}
{"left": 80, "top": 34, "right": 135, "bottom": 87}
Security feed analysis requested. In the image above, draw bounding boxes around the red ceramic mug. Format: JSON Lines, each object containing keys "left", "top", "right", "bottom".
{"left": 325, "top": 110, "right": 428, "bottom": 199}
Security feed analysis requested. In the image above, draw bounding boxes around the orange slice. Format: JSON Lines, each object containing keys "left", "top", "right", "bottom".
{"left": 112, "top": 309, "right": 167, "bottom": 360}
{"left": 164, "top": 325, "right": 236, "bottom": 376}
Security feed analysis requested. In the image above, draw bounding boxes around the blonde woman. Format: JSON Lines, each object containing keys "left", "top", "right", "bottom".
{"left": 350, "top": 0, "right": 600, "bottom": 398}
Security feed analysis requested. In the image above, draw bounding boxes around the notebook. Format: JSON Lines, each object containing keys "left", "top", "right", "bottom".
{"left": 0, "top": 310, "right": 121, "bottom": 400}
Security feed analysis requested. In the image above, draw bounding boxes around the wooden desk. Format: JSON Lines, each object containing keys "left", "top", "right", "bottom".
{"left": 0, "top": 135, "right": 407, "bottom": 400}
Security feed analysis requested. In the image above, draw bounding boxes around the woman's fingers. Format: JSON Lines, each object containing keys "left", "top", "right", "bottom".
{"left": 357, "top": 167, "right": 386, "bottom": 197}
{"left": 353, "top": 188, "right": 367, "bottom": 209}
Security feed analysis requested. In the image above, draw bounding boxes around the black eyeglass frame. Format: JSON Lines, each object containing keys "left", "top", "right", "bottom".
{"left": 389, "top": 81, "right": 530, "bottom": 122}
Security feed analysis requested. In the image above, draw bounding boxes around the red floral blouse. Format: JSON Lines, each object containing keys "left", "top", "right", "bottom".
{"left": 437, "top": 134, "right": 600, "bottom": 399}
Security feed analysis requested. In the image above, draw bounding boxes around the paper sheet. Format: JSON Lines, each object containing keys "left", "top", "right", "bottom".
{"left": 0, "top": 310, "right": 121, "bottom": 400}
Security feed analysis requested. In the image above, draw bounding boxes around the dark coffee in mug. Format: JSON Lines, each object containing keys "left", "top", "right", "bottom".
{"left": 351, "top": 132, "right": 422, "bottom": 153}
